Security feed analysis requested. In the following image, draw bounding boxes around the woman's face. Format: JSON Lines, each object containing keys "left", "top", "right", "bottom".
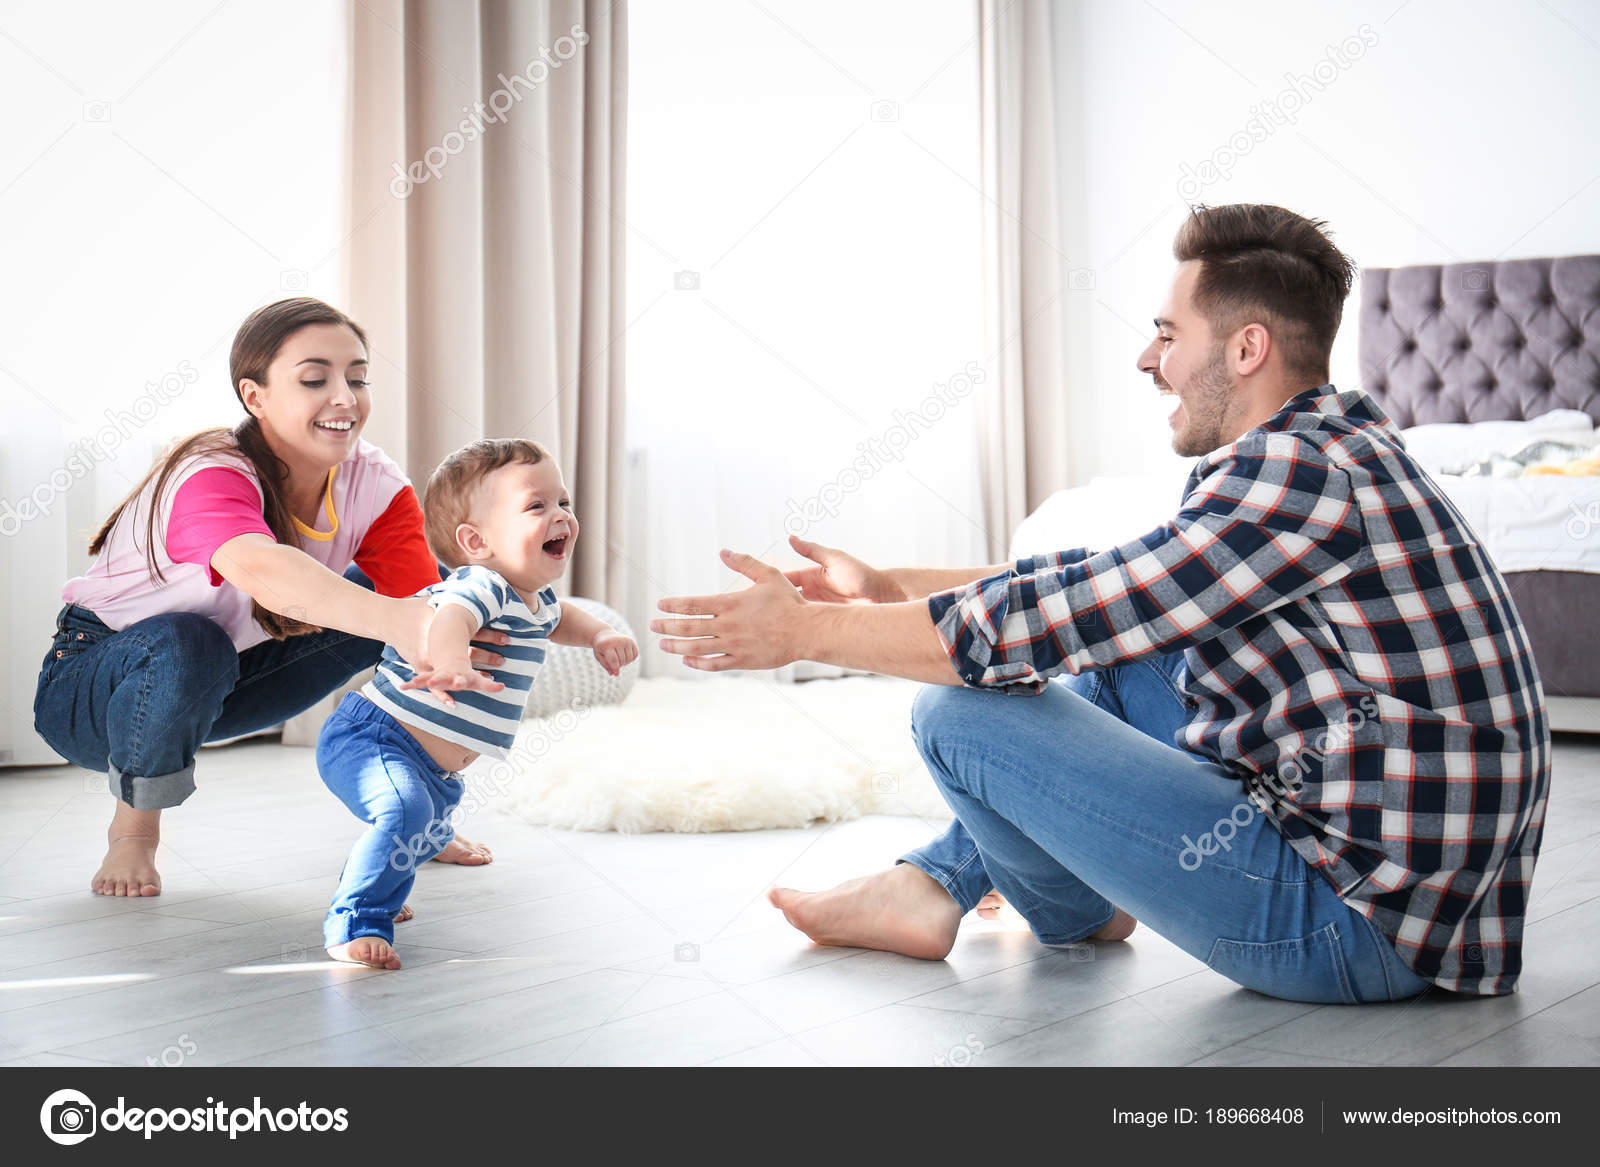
{"left": 239, "top": 323, "right": 371, "bottom": 479}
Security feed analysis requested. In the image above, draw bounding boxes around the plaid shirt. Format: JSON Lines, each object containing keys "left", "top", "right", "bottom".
{"left": 930, "top": 386, "right": 1550, "bottom": 995}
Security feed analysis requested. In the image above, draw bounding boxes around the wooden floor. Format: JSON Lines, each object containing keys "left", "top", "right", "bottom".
{"left": 1, "top": 734, "right": 1597, "bottom": 1067}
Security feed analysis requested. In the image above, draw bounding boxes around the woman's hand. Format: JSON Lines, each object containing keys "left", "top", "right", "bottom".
{"left": 782, "top": 535, "right": 904, "bottom": 604}
{"left": 399, "top": 663, "right": 506, "bottom": 708}
{"left": 389, "top": 597, "right": 508, "bottom": 674}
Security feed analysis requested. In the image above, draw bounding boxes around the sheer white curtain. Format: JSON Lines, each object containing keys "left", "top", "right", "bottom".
{"left": 623, "top": 0, "right": 988, "bottom": 680}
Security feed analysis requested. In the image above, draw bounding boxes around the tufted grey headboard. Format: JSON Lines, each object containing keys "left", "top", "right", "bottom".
{"left": 1358, "top": 255, "right": 1600, "bottom": 428}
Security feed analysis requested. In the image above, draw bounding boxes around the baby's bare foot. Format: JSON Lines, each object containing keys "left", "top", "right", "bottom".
{"left": 434, "top": 836, "right": 492, "bottom": 865}
{"left": 394, "top": 903, "right": 414, "bottom": 923}
{"left": 327, "top": 938, "right": 401, "bottom": 969}
{"left": 92, "top": 836, "right": 162, "bottom": 897}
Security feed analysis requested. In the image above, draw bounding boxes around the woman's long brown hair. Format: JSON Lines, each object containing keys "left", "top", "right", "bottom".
{"left": 87, "top": 297, "right": 371, "bottom": 640}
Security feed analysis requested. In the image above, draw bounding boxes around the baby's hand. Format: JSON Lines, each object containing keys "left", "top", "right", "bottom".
{"left": 399, "top": 663, "right": 505, "bottom": 708}
{"left": 592, "top": 630, "right": 639, "bottom": 677}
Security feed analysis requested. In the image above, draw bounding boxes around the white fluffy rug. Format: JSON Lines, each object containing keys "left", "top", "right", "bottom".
{"left": 490, "top": 677, "right": 953, "bottom": 833}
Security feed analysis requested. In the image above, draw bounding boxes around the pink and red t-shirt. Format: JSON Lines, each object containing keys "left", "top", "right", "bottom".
{"left": 62, "top": 439, "right": 440, "bottom": 651}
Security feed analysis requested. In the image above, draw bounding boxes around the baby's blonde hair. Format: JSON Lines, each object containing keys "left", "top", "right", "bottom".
{"left": 423, "top": 438, "right": 553, "bottom": 567}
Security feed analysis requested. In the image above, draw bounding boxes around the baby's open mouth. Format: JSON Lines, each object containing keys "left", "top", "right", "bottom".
{"left": 542, "top": 534, "right": 570, "bottom": 560}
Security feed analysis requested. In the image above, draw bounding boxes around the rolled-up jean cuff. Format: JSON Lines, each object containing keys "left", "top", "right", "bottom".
{"left": 112, "top": 762, "right": 196, "bottom": 809}
{"left": 896, "top": 852, "right": 984, "bottom": 915}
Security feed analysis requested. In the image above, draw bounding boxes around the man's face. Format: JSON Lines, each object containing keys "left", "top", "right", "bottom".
{"left": 1136, "top": 260, "right": 1237, "bottom": 458}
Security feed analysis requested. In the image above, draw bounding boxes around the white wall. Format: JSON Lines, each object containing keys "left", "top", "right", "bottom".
{"left": 1051, "top": 0, "right": 1600, "bottom": 486}
{"left": 0, "top": 1, "right": 346, "bottom": 763}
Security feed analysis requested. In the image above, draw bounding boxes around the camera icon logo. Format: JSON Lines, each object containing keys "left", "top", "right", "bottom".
{"left": 82, "top": 101, "right": 111, "bottom": 123}
{"left": 83, "top": 773, "right": 109, "bottom": 796}
{"left": 870, "top": 100, "right": 900, "bottom": 122}
{"left": 1460, "top": 267, "right": 1490, "bottom": 292}
{"left": 673, "top": 941, "right": 700, "bottom": 963}
{"left": 280, "top": 269, "right": 310, "bottom": 292}
{"left": 869, "top": 772, "right": 900, "bottom": 794}
{"left": 673, "top": 270, "right": 700, "bottom": 291}
{"left": 1069, "top": 267, "right": 1097, "bottom": 291}
{"left": 40, "top": 1088, "right": 97, "bottom": 1145}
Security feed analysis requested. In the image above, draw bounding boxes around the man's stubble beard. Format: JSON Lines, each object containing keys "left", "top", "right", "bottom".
{"left": 1170, "top": 341, "right": 1236, "bottom": 458}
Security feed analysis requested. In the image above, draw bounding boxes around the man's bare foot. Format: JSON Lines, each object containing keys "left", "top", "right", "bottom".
{"left": 1087, "top": 907, "right": 1138, "bottom": 942}
{"left": 975, "top": 892, "right": 1137, "bottom": 942}
{"left": 767, "top": 863, "right": 963, "bottom": 960}
{"left": 92, "top": 802, "right": 162, "bottom": 897}
{"left": 394, "top": 903, "right": 414, "bottom": 923}
{"left": 433, "top": 836, "right": 492, "bottom": 865}
{"left": 976, "top": 890, "right": 1007, "bottom": 921}
{"left": 327, "top": 938, "right": 401, "bottom": 970}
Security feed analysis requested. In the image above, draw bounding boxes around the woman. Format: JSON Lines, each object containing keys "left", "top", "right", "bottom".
{"left": 33, "top": 298, "right": 505, "bottom": 897}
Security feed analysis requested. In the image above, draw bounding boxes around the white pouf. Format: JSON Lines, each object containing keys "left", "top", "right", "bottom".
{"left": 525, "top": 596, "right": 639, "bottom": 718}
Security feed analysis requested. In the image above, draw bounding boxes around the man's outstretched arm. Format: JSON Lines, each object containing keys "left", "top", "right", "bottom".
{"left": 653, "top": 549, "right": 965, "bottom": 686}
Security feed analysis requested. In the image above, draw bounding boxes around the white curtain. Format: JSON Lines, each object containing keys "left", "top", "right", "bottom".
{"left": 975, "top": 0, "right": 1073, "bottom": 560}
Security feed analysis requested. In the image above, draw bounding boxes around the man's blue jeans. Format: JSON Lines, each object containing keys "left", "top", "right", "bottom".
{"left": 900, "top": 651, "right": 1429, "bottom": 1004}
{"left": 32, "top": 566, "right": 387, "bottom": 809}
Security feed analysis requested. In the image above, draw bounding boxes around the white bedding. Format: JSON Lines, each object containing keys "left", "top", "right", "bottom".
{"left": 1011, "top": 411, "right": 1600, "bottom": 575}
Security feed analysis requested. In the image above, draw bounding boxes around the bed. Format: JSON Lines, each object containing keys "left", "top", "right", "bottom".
{"left": 1010, "top": 253, "right": 1600, "bottom": 733}
{"left": 1360, "top": 255, "right": 1600, "bottom": 733}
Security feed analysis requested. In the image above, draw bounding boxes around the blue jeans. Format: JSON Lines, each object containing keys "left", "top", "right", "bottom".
{"left": 900, "top": 652, "right": 1429, "bottom": 1004}
{"left": 318, "top": 692, "right": 464, "bottom": 947}
{"left": 32, "top": 565, "right": 387, "bottom": 809}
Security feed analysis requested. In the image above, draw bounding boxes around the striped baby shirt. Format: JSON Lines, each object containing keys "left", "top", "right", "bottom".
{"left": 363, "top": 565, "right": 561, "bottom": 760}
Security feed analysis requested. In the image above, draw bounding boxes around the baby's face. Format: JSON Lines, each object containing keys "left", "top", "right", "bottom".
{"left": 466, "top": 458, "right": 577, "bottom": 591}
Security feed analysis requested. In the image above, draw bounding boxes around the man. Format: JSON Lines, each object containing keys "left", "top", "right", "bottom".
{"left": 652, "top": 204, "right": 1550, "bottom": 1001}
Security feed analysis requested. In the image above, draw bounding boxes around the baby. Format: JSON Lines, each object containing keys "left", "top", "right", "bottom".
{"left": 316, "top": 438, "right": 637, "bottom": 969}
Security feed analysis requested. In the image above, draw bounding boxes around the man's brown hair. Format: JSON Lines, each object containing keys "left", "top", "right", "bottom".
{"left": 1173, "top": 203, "right": 1356, "bottom": 385}
{"left": 423, "top": 438, "right": 553, "bottom": 568}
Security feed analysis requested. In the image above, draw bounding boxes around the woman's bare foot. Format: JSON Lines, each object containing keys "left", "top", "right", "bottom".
{"left": 767, "top": 863, "right": 963, "bottom": 960}
{"left": 91, "top": 802, "right": 162, "bottom": 897}
{"left": 433, "top": 836, "right": 492, "bottom": 865}
{"left": 394, "top": 903, "right": 414, "bottom": 923}
{"left": 327, "top": 938, "right": 401, "bottom": 970}
{"left": 975, "top": 892, "right": 1138, "bottom": 942}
